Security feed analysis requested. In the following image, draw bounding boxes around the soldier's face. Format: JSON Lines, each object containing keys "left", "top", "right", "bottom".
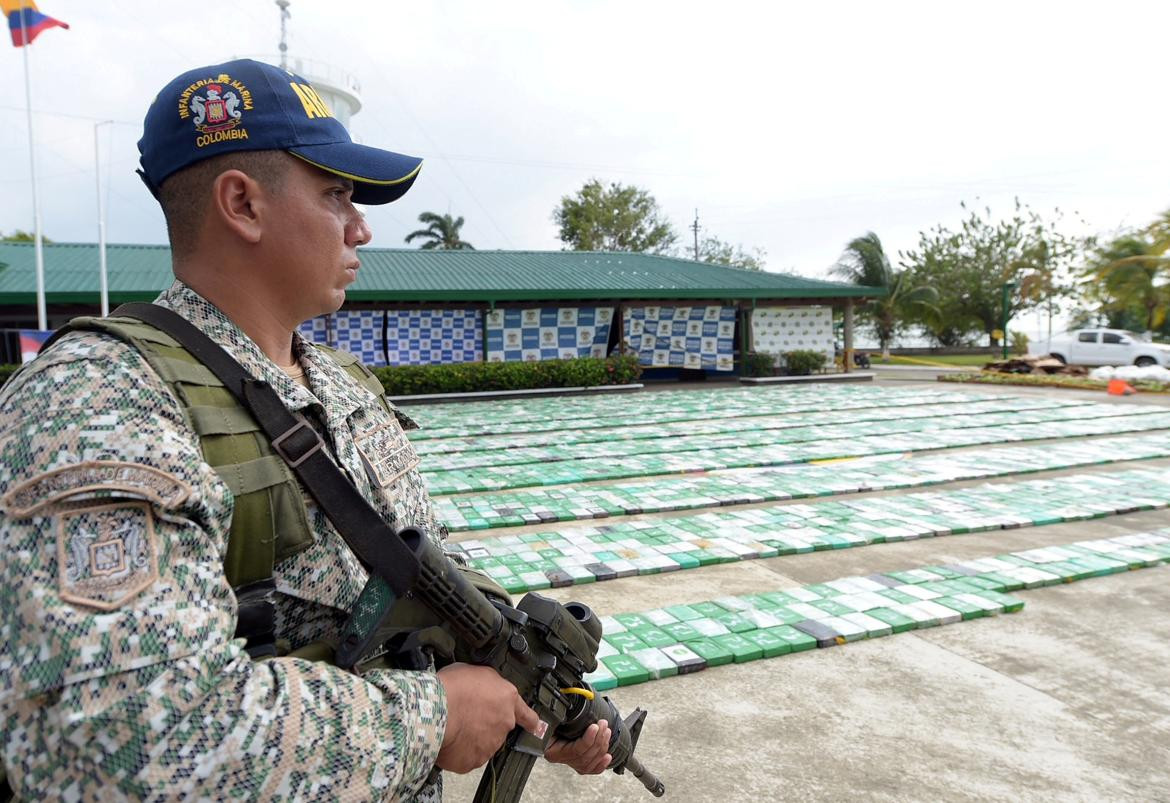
{"left": 262, "top": 158, "right": 372, "bottom": 322}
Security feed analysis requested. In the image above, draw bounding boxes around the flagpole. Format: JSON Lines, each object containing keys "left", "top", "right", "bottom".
{"left": 94, "top": 121, "right": 112, "bottom": 316}
{"left": 19, "top": 9, "right": 48, "bottom": 330}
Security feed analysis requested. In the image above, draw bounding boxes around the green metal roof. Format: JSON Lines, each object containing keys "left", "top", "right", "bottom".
{"left": 0, "top": 242, "right": 881, "bottom": 305}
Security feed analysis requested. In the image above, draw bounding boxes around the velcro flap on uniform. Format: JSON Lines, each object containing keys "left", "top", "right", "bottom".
{"left": 156, "top": 356, "right": 225, "bottom": 387}
{"left": 357, "top": 371, "right": 385, "bottom": 397}
{"left": 214, "top": 455, "right": 289, "bottom": 497}
{"left": 320, "top": 344, "right": 359, "bottom": 366}
{"left": 104, "top": 317, "right": 182, "bottom": 347}
{"left": 188, "top": 404, "right": 261, "bottom": 436}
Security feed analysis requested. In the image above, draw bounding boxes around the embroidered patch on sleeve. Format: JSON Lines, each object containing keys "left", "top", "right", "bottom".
{"left": 56, "top": 501, "right": 160, "bottom": 611}
{"left": 355, "top": 419, "right": 421, "bottom": 489}
{"left": 3, "top": 461, "right": 192, "bottom": 517}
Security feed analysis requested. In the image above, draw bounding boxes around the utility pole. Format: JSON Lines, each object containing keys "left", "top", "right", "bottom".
{"left": 276, "top": 0, "right": 291, "bottom": 70}
{"left": 691, "top": 209, "right": 700, "bottom": 261}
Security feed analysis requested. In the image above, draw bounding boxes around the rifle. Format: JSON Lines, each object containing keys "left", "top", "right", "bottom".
{"left": 335, "top": 526, "right": 666, "bottom": 802}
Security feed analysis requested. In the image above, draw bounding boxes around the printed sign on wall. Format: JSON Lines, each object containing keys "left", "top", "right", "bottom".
{"left": 299, "top": 309, "right": 483, "bottom": 366}
{"left": 485, "top": 307, "right": 614, "bottom": 362}
{"left": 623, "top": 305, "right": 736, "bottom": 371}
{"left": 384, "top": 309, "right": 481, "bottom": 365}
{"left": 298, "top": 310, "right": 385, "bottom": 366}
{"left": 751, "top": 306, "right": 834, "bottom": 364}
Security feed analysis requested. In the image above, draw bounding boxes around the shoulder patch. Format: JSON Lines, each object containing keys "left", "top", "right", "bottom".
{"left": 355, "top": 417, "right": 421, "bottom": 489}
{"left": 2, "top": 461, "right": 192, "bottom": 517}
{"left": 57, "top": 501, "right": 159, "bottom": 611}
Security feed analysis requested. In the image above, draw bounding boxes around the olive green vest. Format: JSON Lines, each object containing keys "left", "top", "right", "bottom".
{"left": 52, "top": 315, "right": 511, "bottom": 670}
{"left": 56, "top": 315, "right": 390, "bottom": 590}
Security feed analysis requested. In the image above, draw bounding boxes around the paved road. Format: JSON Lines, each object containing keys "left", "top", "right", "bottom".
{"left": 439, "top": 381, "right": 1170, "bottom": 803}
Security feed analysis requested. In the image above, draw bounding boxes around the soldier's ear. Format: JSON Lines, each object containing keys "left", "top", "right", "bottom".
{"left": 211, "top": 169, "right": 263, "bottom": 245}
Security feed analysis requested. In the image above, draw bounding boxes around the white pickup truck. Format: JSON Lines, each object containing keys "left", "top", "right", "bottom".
{"left": 1040, "top": 328, "right": 1170, "bottom": 367}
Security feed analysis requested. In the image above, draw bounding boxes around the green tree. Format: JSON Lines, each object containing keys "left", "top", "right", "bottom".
{"left": 1, "top": 230, "right": 51, "bottom": 243}
{"left": 695, "top": 235, "right": 766, "bottom": 271}
{"left": 900, "top": 200, "right": 1085, "bottom": 347}
{"left": 553, "top": 180, "right": 677, "bottom": 253}
{"left": 830, "top": 232, "right": 937, "bottom": 358}
{"left": 1014, "top": 210, "right": 1089, "bottom": 342}
{"left": 404, "top": 212, "right": 474, "bottom": 250}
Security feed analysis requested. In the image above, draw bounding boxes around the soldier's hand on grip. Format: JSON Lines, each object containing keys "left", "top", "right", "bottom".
{"left": 436, "top": 663, "right": 544, "bottom": 774}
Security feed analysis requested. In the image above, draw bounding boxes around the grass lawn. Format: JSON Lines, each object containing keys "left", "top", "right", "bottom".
{"left": 873, "top": 353, "right": 1001, "bottom": 368}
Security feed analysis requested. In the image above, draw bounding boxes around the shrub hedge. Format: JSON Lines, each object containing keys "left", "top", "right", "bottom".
{"left": 742, "top": 352, "right": 775, "bottom": 377}
{"left": 373, "top": 353, "right": 643, "bottom": 395}
{"left": 0, "top": 355, "right": 644, "bottom": 396}
{"left": 782, "top": 349, "right": 828, "bottom": 376}
{"left": 0, "top": 364, "right": 21, "bottom": 387}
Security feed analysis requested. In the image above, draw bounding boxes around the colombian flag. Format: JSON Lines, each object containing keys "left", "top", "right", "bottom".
{"left": 2, "top": 0, "right": 68, "bottom": 47}
{"left": 19, "top": 330, "right": 51, "bottom": 363}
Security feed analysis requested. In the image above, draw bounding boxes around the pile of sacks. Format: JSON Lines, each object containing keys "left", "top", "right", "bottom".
{"left": 1088, "top": 364, "right": 1170, "bottom": 383}
{"left": 983, "top": 355, "right": 1087, "bottom": 375}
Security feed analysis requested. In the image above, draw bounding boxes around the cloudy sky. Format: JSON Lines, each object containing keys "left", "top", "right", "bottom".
{"left": 3, "top": 0, "right": 1167, "bottom": 337}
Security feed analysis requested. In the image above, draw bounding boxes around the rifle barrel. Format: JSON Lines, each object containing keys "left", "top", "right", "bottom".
{"left": 623, "top": 755, "right": 665, "bottom": 797}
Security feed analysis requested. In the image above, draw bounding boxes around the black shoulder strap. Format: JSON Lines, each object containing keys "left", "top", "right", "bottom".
{"left": 111, "top": 303, "right": 419, "bottom": 598}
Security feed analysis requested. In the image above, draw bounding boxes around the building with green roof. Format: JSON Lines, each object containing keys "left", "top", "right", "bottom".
{"left": 0, "top": 242, "right": 881, "bottom": 372}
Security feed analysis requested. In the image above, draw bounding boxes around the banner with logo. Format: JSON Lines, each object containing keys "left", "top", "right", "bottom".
{"left": 485, "top": 307, "right": 614, "bottom": 362}
{"left": 299, "top": 310, "right": 386, "bottom": 365}
{"left": 299, "top": 308, "right": 482, "bottom": 366}
{"left": 751, "top": 306, "right": 834, "bottom": 364}
{"left": 384, "top": 309, "right": 481, "bottom": 365}
{"left": 623, "top": 305, "right": 736, "bottom": 371}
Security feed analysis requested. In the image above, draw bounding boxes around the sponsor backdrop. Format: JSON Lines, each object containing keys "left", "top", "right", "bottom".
{"left": 299, "top": 310, "right": 385, "bottom": 366}
{"left": 384, "top": 309, "right": 481, "bottom": 366}
{"left": 485, "top": 307, "right": 614, "bottom": 362}
{"left": 299, "top": 309, "right": 482, "bottom": 366}
{"left": 750, "top": 306, "right": 835, "bottom": 364}
{"left": 622, "top": 305, "right": 737, "bottom": 371}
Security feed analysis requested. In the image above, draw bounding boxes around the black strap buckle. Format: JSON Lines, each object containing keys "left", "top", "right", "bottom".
{"left": 272, "top": 416, "right": 324, "bottom": 468}
{"left": 234, "top": 578, "right": 278, "bottom": 659}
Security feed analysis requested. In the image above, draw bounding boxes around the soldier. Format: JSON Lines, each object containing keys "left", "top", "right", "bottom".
{"left": 0, "top": 59, "right": 609, "bottom": 800}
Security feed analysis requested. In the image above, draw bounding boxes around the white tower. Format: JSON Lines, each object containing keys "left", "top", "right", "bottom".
{"left": 271, "top": 0, "right": 362, "bottom": 130}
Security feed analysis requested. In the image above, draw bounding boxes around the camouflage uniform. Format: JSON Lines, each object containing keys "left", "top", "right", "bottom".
{"left": 0, "top": 281, "right": 448, "bottom": 801}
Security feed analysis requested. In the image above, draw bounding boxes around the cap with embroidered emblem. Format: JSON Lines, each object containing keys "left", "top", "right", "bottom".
{"left": 137, "top": 58, "right": 421, "bottom": 205}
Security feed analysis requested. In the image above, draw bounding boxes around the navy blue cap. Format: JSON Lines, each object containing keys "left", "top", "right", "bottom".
{"left": 137, "top": 58, "right": 421, "bottom": 205}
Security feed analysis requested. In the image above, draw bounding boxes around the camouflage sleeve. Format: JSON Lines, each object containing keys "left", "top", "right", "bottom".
{"left": 0, "top": 335, "right": 447, "bottom": 801}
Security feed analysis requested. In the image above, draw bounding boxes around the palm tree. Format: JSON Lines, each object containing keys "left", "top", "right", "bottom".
{"left": 830, "top": 232, "right": 938, "bottom": 358}
{"left": 1088, "top": 236, "right": 1170, "bottom": 332}
{"left": 404, "top": 212, "right": 474, "bottom": 250}
{"left": 1145, "top": 208, "right": 1170, "bottom": 255}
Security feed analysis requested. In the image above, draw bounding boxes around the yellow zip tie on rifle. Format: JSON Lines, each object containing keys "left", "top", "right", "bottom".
{"left": 560, "top": 687, "right": 595, "bottom": 700}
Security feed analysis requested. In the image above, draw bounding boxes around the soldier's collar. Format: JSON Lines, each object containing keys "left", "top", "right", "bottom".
{"left": 156, "top": 281, "right": 320, "bottom": 412}
{"left": 296, "top": 337, "right": 374, "bottom": 429}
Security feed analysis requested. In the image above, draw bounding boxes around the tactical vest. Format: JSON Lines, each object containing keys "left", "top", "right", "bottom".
{"left": 0, "top": 316, "right": 509, "bottom": 801}
{"left": 53, "top": 315, "right": 394, "bottom": 651}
